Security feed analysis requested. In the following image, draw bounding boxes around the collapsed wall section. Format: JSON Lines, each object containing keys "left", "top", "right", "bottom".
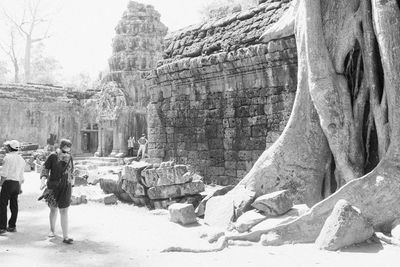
{"left": 0, "top": 84, "right": 91, "bottom": 153}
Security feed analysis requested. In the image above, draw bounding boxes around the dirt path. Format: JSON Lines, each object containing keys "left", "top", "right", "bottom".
{"left": 1, "top": 172, "right": 399, "bottom": 267}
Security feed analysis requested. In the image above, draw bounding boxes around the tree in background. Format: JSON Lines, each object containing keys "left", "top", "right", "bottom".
{"left": 0, "top": 0, "right": 59, "bottom": 83}
{"left": 0, "top": 60, "right": 10, "bottom": 82}
{"left": 0, "top": 29, "right": 21, "bottom": 82}
{"left": 62, "top": 72, "right": 94, "bottom": 92}
{"left": 30, "top": 42, "right": 62, "bottom": 85}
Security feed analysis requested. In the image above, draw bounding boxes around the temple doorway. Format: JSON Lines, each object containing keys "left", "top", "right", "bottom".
{"left": 81, "top": 123, "right": 99, "bottom": 154}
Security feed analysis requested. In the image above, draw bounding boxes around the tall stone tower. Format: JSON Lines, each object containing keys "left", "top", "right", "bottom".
{"left": 106, "top": 1, "right": 168, "bottom": 108}
{"left": 92, "top": 1, "right": 167, "bottom": 157}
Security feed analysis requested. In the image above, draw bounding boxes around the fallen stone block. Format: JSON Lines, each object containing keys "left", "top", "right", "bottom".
{"left": 142, "top": 168, "right": 159, "bottom": 187}
{"left": 99, "top": 179, "right": 118, "bottom": 194}
{"left": 235, "top": 209, "right": 269, "bottom": 233}
{"left": 104, "top": 194, "right": 118, "bottom": 205}
{"left": 251, "top": 190, "right": 293, "bottom": 216}
{"left": 147, "top": 180, "right": 205, "bottom": 200}
{"left": 152, "top": 199, "right": 178, "bottom": 209}
{"left": 123, "top": 161, "right": 151, "bottom": 182}
{"left": 156, "top": 166, "right": 175, "bottom": 186}
{"left": 126, "top": 192, "right": 148, "bottom": 206}
{"left": 71, "top": 195, "right": 88, "bottom": 205}
{"left": 168, "top": 203, "right": 197, "bottom": 225}
{"left": 315, "top": 199, "right": 374, "bottom": 251}
{"left": 121, "top": 179, "right": 146, "bottom": 197}
{"left": 74, "top": 176, "right": 88, "bottom": 187}
{"left": 195, "top": 185, "right": 234, "bottom": 217}
{"left": 204, "top": 187, "right": 255, "bottom": 229}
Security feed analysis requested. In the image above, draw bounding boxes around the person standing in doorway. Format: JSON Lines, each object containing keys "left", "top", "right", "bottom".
{"left": 40, "top": 139, "right": 74, "bottom": 244}
{"left": 137, "top": 134, "right": 148, "bottom": 160}
{"left": 0, "top": 140, "right": 26, "bottom": 234}
{"left": 127, "top": 137, "right": 133, "bottom": 157}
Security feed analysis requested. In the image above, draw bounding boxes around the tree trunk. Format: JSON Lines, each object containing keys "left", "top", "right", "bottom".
{"left": 24, "top": 36, "right": 32, "bottom": 83}
{"left": 229, "top": 0, "right": 331, "bottom": 208}
{"left": 226, "top": 0, "right": 400, "bottom": 245}
{"left": 13, "top": 60, "right": 19, "bottom": 83}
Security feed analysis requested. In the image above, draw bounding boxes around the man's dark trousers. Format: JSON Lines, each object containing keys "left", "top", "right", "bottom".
{"left": 0, "top": 180, "right": 20, "bottom": 229}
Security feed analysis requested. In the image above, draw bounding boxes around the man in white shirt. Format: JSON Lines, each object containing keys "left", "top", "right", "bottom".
{"left": 0, "top": 140, "right": 26, "bottom": 234}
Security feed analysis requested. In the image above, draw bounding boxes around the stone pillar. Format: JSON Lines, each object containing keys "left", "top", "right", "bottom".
{"left": 120, "top": 110, "right": 129, "bottom": 156}
{"left": 110, "top": 121, "right": 120, "bottom": 157}
{"left": 95, "top": 124, "right": 104, "bottom": 157}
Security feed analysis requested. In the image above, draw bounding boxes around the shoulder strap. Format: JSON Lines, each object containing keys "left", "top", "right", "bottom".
{"left": 62, "top": 157, "right": 72, "bottom": 173}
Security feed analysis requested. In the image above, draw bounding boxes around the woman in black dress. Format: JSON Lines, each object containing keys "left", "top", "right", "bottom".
{"left": 40, "top": 139, "right": 74, "bottom": 244}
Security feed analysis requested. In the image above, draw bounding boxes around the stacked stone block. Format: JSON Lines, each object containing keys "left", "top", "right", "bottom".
{"left": 121, "top": 161, "right": 205, "bottom": 209}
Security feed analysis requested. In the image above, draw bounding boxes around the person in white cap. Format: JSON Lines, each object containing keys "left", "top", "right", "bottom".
{"left": 0, "top": 140, "right": 26, "bottom": 234}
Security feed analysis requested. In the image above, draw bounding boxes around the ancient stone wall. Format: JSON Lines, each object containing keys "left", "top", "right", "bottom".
{"left": 0, "top": 84, "right": 92, "bottom": 153}
{"left": 147, "top": 0, "right": 298, "bottom": 185}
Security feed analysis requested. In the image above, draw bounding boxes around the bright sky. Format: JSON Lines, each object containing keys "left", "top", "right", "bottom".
{"left": 0, "top": 0, "right": 211, "bottom": 81}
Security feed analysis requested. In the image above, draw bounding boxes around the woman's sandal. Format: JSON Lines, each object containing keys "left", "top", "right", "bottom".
{"left": 63, "top": 238, "right": 73, "bottom": 244}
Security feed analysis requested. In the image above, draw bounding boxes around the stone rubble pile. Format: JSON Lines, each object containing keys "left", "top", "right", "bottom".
{"left": 121, "top": 160, "right": 205, "bottom": 209}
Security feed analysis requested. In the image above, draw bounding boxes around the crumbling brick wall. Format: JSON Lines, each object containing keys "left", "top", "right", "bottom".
{"left": 147, "top": 0, "right": 297, "bottom": 185}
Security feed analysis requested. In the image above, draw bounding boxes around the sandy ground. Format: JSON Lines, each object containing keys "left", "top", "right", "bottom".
{"left": 1, "top": 172, "right": 399, "bottom": 267}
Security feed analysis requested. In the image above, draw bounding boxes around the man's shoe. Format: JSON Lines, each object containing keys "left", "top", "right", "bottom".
{"left": 63, "top": 238, "right": 73, "bottom": 244}
{"left": 0, "top": 229, "right": 6, "bottom": 234}
{"left": 6, "top": 227, "right": 16, "bottom": 232}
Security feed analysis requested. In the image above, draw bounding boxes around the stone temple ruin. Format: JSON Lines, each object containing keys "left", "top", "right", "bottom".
{"left": 3, "top": 0, "right": 400, "bottom": 252}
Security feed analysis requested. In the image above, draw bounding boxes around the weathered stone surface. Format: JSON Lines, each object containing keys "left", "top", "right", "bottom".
{"left": 235, "top": 209, "right": 269, "bottom": 233}
{"left": 123, "top": 161, "right": 151, "bottom": 182}
{"left": 251, "top": 190, "right": 293, "bottom": 215}
{"left": 106, "top": 1, "right": 167, "bottom": 108}
{"left": 253, "top": 204, "right": 309, "bottom": 233}
{"left": 315, "top": 200, "right": 374, "bottom": 251}
{"left": 142, "top": 164, "right": 195, "bottom": 187}
{"left": 147, "top": 17, "right": 297, "bottom": 186}
{"left": 121, "top": 179, "right": 146, "bottom": 197}
{"left": 152, "top": 199, "right": 178, "bottom": 209}
{"left": 99, "top": 179, "right": 119, "bottom": 194}
{"left": 74, "top": 176, "right": 88, "bottom": 187}
{"left": 104, "top": 194, "right": 119, "bottom": 205}
{"left": 0, "top": 84, "right": 87, "bottom": 155}
{"left": 196, "top": 185, "right": 234, "bottom": 217}
{"left": 168, "top": 203, "right": 197, "bottom": 225}
{"left": 204, "top": 195, "right": 234, "bottom": 229}
{"left": 147, "top": 180, "right": 205, "bottom": 200}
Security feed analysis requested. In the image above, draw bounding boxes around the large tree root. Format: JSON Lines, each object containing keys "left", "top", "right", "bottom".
{"left": 375, "top": 232, "right": 400, "bottom": 246}
{"left": 226, "top": 157, "right": 400, "bottom": 245}
{"left": 161, "top": 236, "right": 228, "bottom": 253}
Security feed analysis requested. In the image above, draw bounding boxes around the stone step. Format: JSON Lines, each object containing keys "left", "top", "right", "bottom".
{"left": 75, "top": 160, "right": 121, "bottom": 166}
{"left": 74, "top": 157, "right": 121, "bottom": 162}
